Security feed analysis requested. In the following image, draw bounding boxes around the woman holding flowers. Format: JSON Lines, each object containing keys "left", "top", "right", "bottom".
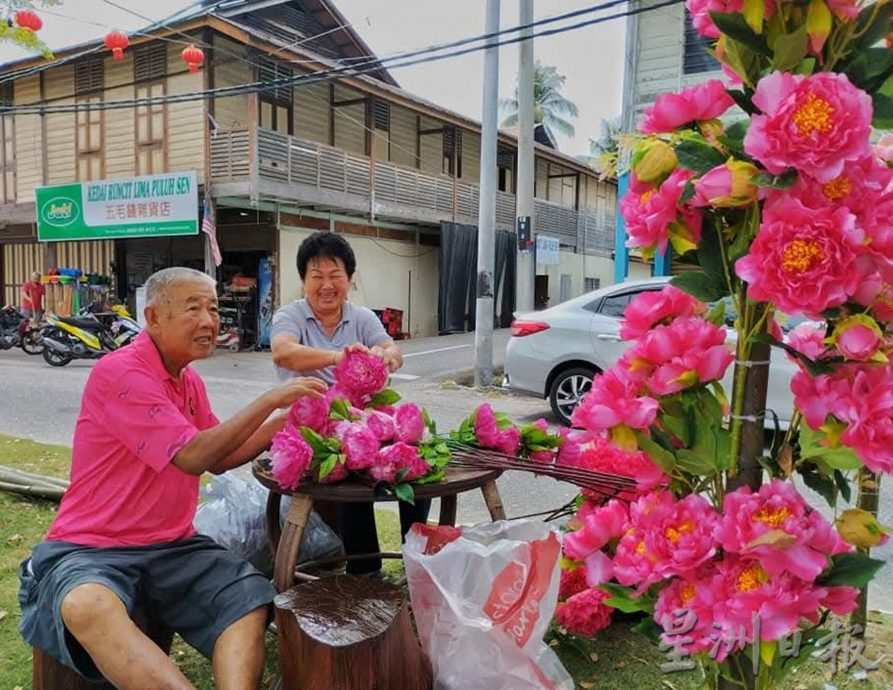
{"left": 271, "top": 231, "right": 429, "bottom": 577}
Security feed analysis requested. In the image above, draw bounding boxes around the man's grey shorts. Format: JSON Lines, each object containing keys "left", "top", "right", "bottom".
{"left": 19, "top": 535, "right": 275, "bottom": 681}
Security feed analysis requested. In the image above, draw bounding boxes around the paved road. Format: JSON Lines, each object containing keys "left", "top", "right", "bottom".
{"left": 1, "top": 329, "right": 890, "bottom": 612}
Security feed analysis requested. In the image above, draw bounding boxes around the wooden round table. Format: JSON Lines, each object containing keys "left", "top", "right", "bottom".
{"left": 252, "top": 457, "right": 506, "bottom": 591}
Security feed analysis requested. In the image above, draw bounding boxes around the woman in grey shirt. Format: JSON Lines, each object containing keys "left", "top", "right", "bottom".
{"left": 271, "top": 231, "right": 428, "bottom": 577}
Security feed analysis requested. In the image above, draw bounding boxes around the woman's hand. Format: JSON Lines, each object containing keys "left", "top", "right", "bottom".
{"left": 266, "top": 377, "right": 328, "bottom": 410}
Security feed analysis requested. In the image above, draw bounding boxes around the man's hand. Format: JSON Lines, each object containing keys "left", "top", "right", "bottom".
{"left": 332, "top": 343, "right": 371, "bottom": 365}
{"left": 370, "top": 343, "right": 403, "bottom": 373}
{"left": 265, "top": 377, "right": 327, "bottom": 410}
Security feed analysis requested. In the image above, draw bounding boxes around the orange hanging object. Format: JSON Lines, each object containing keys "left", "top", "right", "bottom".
{"left": 180, "top": 44, "right": 204, "bottom": 73}
{"left": 14, "top": 9, "right": 42, "bottom": 32}
{"left": 103, "top": 30, "right": 129, "bottom": 61}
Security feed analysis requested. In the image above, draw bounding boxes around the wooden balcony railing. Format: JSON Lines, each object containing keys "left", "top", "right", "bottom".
{"left": 210, "top": 128, "right": 613, "bottom": 253}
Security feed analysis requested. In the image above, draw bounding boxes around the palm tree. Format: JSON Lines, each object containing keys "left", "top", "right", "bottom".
{"left": 500, "top": 61, "right": 579, "bottom": 139}
{"left": 589, "top": 116, "right": 622, "bottom": 158}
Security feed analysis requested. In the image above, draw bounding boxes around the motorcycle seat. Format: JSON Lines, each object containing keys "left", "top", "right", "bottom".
{"left": 58, "top": 317, "right": 105, "bottom": 331}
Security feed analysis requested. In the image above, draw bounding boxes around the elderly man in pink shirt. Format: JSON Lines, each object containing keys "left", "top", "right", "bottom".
{"left": 18, "top": 267, "right": 326, "bottom": 690}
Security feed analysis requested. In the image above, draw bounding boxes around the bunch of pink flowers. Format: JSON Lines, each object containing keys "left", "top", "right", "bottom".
{"left": 558, "top": 481, "right": 861, "bottom": 648}
{"left": 268, "top": 350, "right": 448, "bottom": 497}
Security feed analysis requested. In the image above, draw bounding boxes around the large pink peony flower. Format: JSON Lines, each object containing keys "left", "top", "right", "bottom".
{"left": 614, "top": 491, "right": 718, "bottom": 590}
{"left": 270, "top": 426, "right": 313, "bottom": 491}
{"left": 333, "top": 349, "right": 389, "bottom": 398}
{"left": 365, "top": 410, "right": 397, "bottom": 442}
{"left": 563, "top": 499, "right": 629, "bottom": 561}
{"left": 555, "top": 587, "right": 613, "bottom": 637}
{"left": 341, "top": 424, "right": 381, "bottom": 471}
{"left": 394, "top": 403, "right": 426, "bottom": 443}
{"left": 715, "top": 480, "right": 845, "bottom": 581}
{"left": 744, "top": 71, "right": 872, "bottom": 182}
{"left": 735, "top": 194, "right": 862, "bottom": 317}
{"left": 620, "top": 317, "right": 733, "bottom": 396}
{"left": 473, "top": 403, "right": 501, "bottom": 447}
{"left": 575, "top": 436, "right": 668, "bottom": 498}
{"left": 639, "top": 80, "right": 735, "bottom": 133}
{"left": 685, "top": 0, "right": 776, "bottom": 38}
{"left": 654, "top": 567, "right": 720, "bottom": 655}
{"left": 287, "top": 395, "right": 330, "bottom": 434}
{"left": 838, "top": 366, "right": 893, "bottom": 474}
{"left": 785, "top": 323, "right": 826, "bottom": 365}
{"left": 571, "top": 367, "right": 659, "bottom": 432}
{"left": 620, "top": 285, "right": 706, "bottom": 341}
{"left": 621, "top": 170, "right": 703, "bottom": 256}
{"left": 558, "top": 566, "right": 589, "bottom": 601}
{"left": 371, "top": 442, "right": 430, "bottom": 483}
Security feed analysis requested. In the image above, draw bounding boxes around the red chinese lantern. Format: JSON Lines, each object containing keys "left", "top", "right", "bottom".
{"left": 104, "top": 30, "right": 129, "bottom": 61}
{"left": 14, "top": 9, "right": 42, "bottom": 32}
{"left": 180, "top": 44, "right": 204, "bottom": 73}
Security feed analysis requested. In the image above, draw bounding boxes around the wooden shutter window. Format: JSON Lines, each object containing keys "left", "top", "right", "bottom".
{"left": 134, "top": 43, "right": 168, "bottom": 82}
{"left": 372, "top": 100, "right": 390, "bottom": 132}
{"left": 258, "top": 58, "right": 293, "bottom": 107}
{"left": 75, "top": 58, "right": 104, "bottom": 94}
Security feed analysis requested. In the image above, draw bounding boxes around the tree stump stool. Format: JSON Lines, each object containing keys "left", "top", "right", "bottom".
{"left": 32, "top": 606, "right": 173, "bottom": 690}
{"left": 274, "top": 575, "right": 432, "bottom": 690}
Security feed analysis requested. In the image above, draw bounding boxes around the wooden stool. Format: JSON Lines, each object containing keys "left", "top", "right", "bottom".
{"left": 274, "top": 575, "right": 432, "bottom": 690}
{"left": 32, "top": 606, "right": 173, "bottom": 690}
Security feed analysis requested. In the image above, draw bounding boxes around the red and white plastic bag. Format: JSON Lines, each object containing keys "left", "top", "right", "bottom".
{"left": 404, "top": 520, "right": 574, "bottom": 690}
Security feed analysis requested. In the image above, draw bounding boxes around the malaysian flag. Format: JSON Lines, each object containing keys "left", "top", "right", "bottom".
{"left": 202, "top": 198, "right": 222, "bottom": 267}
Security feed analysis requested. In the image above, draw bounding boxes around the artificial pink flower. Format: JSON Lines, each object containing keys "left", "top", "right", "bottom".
{"left": 735, "top": 194, "right": 862, "bottom": 317}
{"left": 820, "top": 586, "right": 860, "bottom": 616}
{"left": 838, "top": 366, "right": 893, "bottom": 474}
{"left": 620, "top": 285, "right": 706, "bottom": 341}
{"left": 529, "top": 450, "right": 555, "bottom": 463}
{"left": 835, "top": 320, "right": 883, "bottom": 361}
{"left": 316, "top": 460, "right": 348, "bottom": 484}
{"left": 711, "top": 556, "right": 826, "bottom": 642}
{"left": 785, "top": 323, "right": 826, "bottom": 364}
{"left": 583, "top": 551, "right": 615, "bottom": 586}
{"left": 614, "top": 491, "right": 718, "bottom": 590}
{"left": 496, "top": 426, "right": 522, "bottom": 456}
{"left": 394, "top": 403, "right": 426, "bottom": 443}
{"left": 621, "top": 170, "right": 703, "bottom": 255}
{"left": 654, "top": 568, "right": 720, "bottom": 655}
{"left": 269, "top": 426, "right": 313, "bottom": 491}
{"left": 693, "top": 159, "right": 760, "bottom": 208}
{"left": 563, "top": 499, "right": 629, "bottom": 561}
{"left": 473, "top": 403, "right": 502, "bottom": 447}
{"left": 874, "top": 133, "right": 893, "bottom": 166}
{"left": 555, "top": 587, "right": 613, "bottom": 637}
{"left": 620, "top": 317, "right": 733, "bottom": 395}
{"left": 559, "top": 566, "right": 589, "bottom": 600}
{"left": 715, "top": 480, "right": 839, "bottom": 581}
{"left": 365, "top": 410, "right": 397, "bottom": 442}
{"left": 371, "top": 442, "right": 430, "bottom": 483}
{"left": 571, "top": 368, "right": 659, "bottom": 432}
{"left": 287, "top": 395, "right": 330, "bottom": 434}
{"left": 333, "top": 349, "right": 389, "bottom": 398}
{"left": 685, "top": 0, "right": 776, "bottom": 38}
{"left": 744, "top": 71, "right": 872, "bottom": 183}
{"left": 341, "top": 424, "right": 381, "bottom": 471}
{"left": 576, "top": 436, "right": 668, "bottom": 498}
{"left": 639, "top": 80, "right": 734, "bottom": 133}
{"left": 556, "top": 428, "right": 592, "bottom": 467}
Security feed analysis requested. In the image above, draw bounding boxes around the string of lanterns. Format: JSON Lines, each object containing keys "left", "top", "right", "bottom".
{"left": 8, "top": 9, "right": 205, "bottom": 72}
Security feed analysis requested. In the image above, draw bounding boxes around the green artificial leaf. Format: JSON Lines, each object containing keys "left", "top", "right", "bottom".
{"left": 675, "top": 448, "right": 719, "bottom": 476}
{"left": 675, "top": 138, "right": 727, "bottom": 175}
{"left": 705, "top": 299, "right": 727, "bottom": 328}
{"left": 717, "top": 119, "right": 751, "bottom": 159}
{"left": 697, "top": 220, "right": 730, "bottom": 301}
{"left": 317, "top": 454, "right": 338, "bottom": 480}
{"left": 328, "top": 398, "right": 353, "bottom": 421}
{"left": 727, "top": 88, "right": 759, "bottom": 114}
{"left": 394, "top": 482, "right": 416, "bottom": 505}
{"left": 422, "top": 407, "right": 436, "bottom": 434}
{"left": 798, "top": 463, "right": 838, "bottom": 507}
{"left": 800, "top": 426, "right": 862, "bottom": 470}
{"left": 710, "top": 11, "right": 772, "bottom": 55}
{"left": 660, "top": 412, "right": 692, "bottom": 447}
{"left": 369, "top": 388, "right": 402, "bottom": 408}
{"left": 872, "top": 93, "right": 893, "bottom": 130}
{"left": 772, "top": 24, "right": 808, "bottom": 71}
{"left": 634, "top": 430, "right": 677, "bottom": 474}
{"left": 671, "top": 270, "right": 727, "bottom": 302}
{"left": 300, "top": 427, "right": 328, "bottom": 454}
{"left": 395, "top": 467, "right": 410, "bottom": 483}
{"left": 833, "top": 469, "right": 852, "bottom": 504}
{"left": 631, "top": 615, "right": 663, "bottom": 642}
{"left": 817, "top": 553, "right": 885, "bottom": 588}
{"left": 741, "top": 0, "right": 766, "bottom": 33}
{"left": 679, "top": 179, "right": 696, "bottom": 205}
{"left": 751, "top": 332, "right": 838, "bottom": 376}
{"left": 752, "top": 169, "right": 798, "bottom": 189}
{"left": 414, "top": 467, "right": 446, "bottom": 485}
{"left": 855, "top": 0, "right": 893, "bottom": 49}
{"left": 599, "top": 583, "right": 651, "bottom": 613}
{"left": 794, "top": 57, "right": 816, "bottom": 74}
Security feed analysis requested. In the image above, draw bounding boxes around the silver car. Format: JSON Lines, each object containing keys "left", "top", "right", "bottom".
{"left": 503, "top": 277, "right": 801, "bottom": 426}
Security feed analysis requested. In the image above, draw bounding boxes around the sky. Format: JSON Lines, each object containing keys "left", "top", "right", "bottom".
{"left": 0, "top": 0, "right": 626, "bottom": 156}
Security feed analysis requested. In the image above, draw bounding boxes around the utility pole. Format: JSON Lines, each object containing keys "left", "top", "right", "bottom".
{"left": 515, "top": 0, "right": 535, "bottom": 314}
{"left": 474, "top": 0, "right": 501, "bottom": 388}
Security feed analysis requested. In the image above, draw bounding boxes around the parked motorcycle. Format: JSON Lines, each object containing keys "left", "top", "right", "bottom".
{"left": 0, "top": 305, "right": 43, "bottom": 355}
{"left": 41, "top": 303, "right": 141, "bottom": 367}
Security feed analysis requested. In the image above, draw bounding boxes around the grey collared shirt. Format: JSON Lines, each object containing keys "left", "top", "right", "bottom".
{"left": 271, "top": 299, "right": 390, "bottom": 383}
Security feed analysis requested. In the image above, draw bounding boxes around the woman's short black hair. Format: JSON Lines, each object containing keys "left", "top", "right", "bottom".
{"left": 296, "top": 231, "right": 357, "bottom": 280}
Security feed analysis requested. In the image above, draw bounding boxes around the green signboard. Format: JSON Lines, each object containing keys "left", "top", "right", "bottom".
{"left": 36, "top": 171, "right": 199, "bottom": 242}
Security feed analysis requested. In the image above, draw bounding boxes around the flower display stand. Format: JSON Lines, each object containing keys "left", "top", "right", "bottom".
{"left": 274, "top": 575, "right": 432, "bottom": 690}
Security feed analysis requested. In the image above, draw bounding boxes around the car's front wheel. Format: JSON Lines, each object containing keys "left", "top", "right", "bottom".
{"left": 549, "top": 366, "right": 596, "bottom": 426}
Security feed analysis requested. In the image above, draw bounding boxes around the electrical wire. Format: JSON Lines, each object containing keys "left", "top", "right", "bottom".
{"left": 0, "top": 0, "right": 684, "bottom": 115}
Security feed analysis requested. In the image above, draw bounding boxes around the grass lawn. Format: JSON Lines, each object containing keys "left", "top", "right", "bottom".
{"left": 1, "top": 433, "right": 892, "bottom": 689}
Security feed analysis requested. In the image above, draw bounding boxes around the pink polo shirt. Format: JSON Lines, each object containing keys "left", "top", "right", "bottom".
{"left": 47, "top": 331, "right": 219, "bottom": 547}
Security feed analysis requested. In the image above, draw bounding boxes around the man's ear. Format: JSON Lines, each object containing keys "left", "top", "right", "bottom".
{"left": 144, "top": 305, "right": 160, "bottom": 330}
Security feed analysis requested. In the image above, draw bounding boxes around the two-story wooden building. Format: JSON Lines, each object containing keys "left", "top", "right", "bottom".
{"left": 0, "top": 0, "right": 618, "bottom": 337}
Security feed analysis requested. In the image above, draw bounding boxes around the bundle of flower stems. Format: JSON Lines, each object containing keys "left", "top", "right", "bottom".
{"left": 0, "top": 465, "right": 68, "bottom": 501}
{"left": 443, "top": 440, "right": 638, "bottom": 500}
